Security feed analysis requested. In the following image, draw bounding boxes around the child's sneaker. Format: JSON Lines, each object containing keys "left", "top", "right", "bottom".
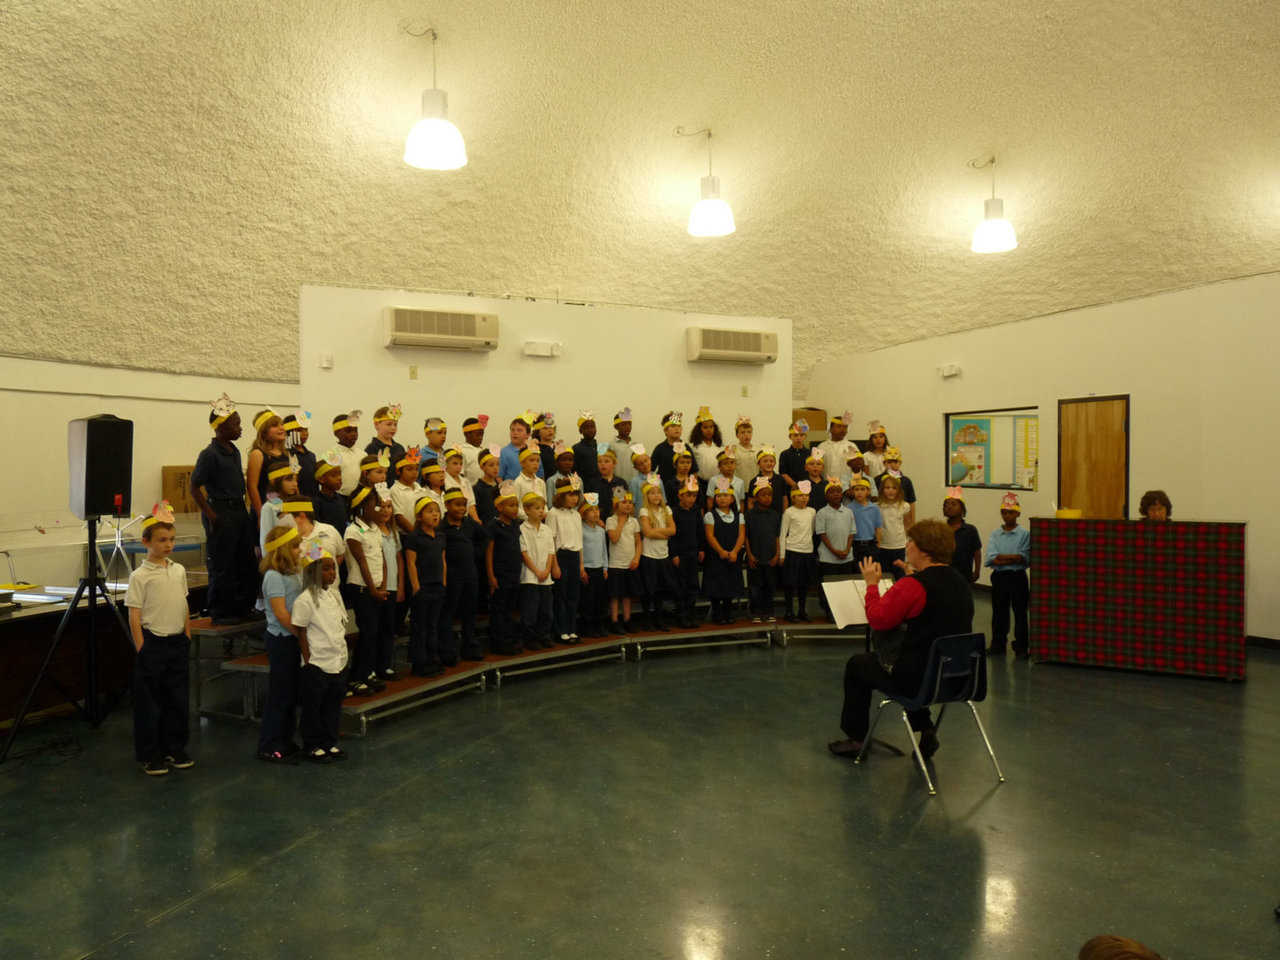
{"left": 165, "top": 751, "right": 195, "bottom": 770}
{"left": 141, "top": 758, "right": 170, "bottom": 776}
{"left": 328, "top": 746, "right": 347, "bottom": 761}
{"left": 751, "top": 616, "right": 763, "bottom": 624}
{"left": 305, "top": 747, "right": 332, "bottom": 764}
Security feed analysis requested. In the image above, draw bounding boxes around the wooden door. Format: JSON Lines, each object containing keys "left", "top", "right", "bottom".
{"left": 1058, "top": 396, "right": 1129, "bottom": 518}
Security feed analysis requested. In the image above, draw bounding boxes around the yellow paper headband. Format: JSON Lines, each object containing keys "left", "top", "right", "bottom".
{"left": 415, "top": 497, "right": 441, "bottom": 515}
{"left": 421, "top": 461, "right": 443, "bottom": 475}
{"left": 211, "top": 414, "right": 230, "bottom": 431}
{"left": 332, "top": 418, "right": 352, "bottom": 431}
{"left": 253, "top": 409, "right": 278, "bottom": 432}
{"left": 521, "top": 491, "right": 545, "bottom": 506}
{"left": 519, "top": 447, "right": 541, "bottom": 462}
{"left": 265, "top": 526, "right": 299, "bottom": 552}
{"left": 267, "top": 462, "right": 295, "bottom": 482}
{"left": 279, "top": 500, "right": 314, "bottom": 514}
{"left": 443, "top": 487, "right": 466, "bottom": 502}
{"left": 350, "top": 486, "right": 372, "bottom": 509}
{"left": 315, "top": 461, "right": 336, "bottom": 478}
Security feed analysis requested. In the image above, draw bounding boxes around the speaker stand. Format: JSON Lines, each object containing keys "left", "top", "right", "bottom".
{"left": 1, "top": 519, "right": 133, "bottom": 763}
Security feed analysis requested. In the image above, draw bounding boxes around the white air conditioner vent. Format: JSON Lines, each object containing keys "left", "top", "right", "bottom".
{"left": 686, "top": 326, "right": 778, "bottom": 365}
{"left": 385, "top": 308, "right": 499, "bottom": 351}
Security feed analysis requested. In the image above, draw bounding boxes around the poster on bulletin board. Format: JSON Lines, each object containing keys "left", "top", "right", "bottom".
{"left": 948, "top": 418, "right": 990, "bottom": 485}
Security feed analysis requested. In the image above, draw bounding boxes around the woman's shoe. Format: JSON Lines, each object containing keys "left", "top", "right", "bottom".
{"left": 827, "top": 739, "right": 864, "bottom": 758}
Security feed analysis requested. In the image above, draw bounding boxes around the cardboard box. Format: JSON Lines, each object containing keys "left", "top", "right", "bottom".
{"left": 792, "top": 407, "right": 828, "bottom": 443}
{"left": 161, "top": 465, "right": 200, "bottom": 515}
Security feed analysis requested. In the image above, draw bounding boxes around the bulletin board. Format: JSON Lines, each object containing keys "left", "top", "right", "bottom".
{"left": 945, "top": 406, "right": 1038, "bottom": 490}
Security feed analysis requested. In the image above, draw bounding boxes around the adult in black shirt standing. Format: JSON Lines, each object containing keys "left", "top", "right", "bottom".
{"left": 190, "top": 397, "right": 258, "bottom": 623}
{"left": 943, "top": 488, "right": 982, "bottom": 584}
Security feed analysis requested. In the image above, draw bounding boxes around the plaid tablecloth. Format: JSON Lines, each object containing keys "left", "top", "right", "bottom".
{"left": 1030, "top": 518, "right": 1246, "bottom": 680}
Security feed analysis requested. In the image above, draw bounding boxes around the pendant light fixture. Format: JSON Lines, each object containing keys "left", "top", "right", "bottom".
{"left": 403, "top": 26, "right": 467, "bottom": 171}
{"left": 677, "top": 126, "right": 735, "bottom": 237}
{"left": 969, "top": 155, "right": 1017, "bottom": 253}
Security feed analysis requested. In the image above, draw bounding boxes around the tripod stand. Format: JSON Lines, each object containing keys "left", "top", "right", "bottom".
{"left": 1, "top": 518, "right": 133, "bottom": 763}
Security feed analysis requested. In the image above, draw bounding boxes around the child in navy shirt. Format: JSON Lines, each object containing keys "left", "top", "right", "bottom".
{"left": 485, "top": 483, "right": 524, "bottom": 655}
{"left": 744, "top": 479, "right": 782, "bottom": 623}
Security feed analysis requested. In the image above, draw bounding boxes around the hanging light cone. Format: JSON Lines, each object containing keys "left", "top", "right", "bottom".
{"left": 971, "top": 196, "right": 1017, "bottom": 253}
{"left": 404, "top": 88, "right": 467, "bottom": 170}
{"left": 688, "top": 175, "right": 736, "bottom": 237}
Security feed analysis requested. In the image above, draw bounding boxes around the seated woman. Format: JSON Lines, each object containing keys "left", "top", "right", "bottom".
{"left": 1138, "top": 490, "right": 1172, "bottom": 521}
{"left": 829, "top": 519, "right": 974, "bottom": 760}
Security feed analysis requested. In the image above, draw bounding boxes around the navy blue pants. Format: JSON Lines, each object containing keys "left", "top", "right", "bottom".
{"left": 554, "top": 549, "right": 581, "bottom": 636}
{"left": 489, "top": 581, "right": 521, "bottom": 653}
{"left": 748, "top": 563, "right": 777, "bottom": 616}
{"left": 672, "top": 550, "right": 699, "bottom": 619}
{"left": 299, "top": 664, "right": 345, "bottom": 751}
{"left": 783, "top": 552, "right": 816, "bottom": 614}
{"left": 990, "top": 569, "right": 1030, "bottom": 652}
{"left": 520, "top": 584, "right": 553, "bottom": 646}
{"left": 133, "top": 631, "right": 189, "bottom": 762}
{"left": 203, "top": 501, "right": 258, "bottom": 618}
{"left": 410, "top": 584, "right": 445, "bottom": 669}
{"left": 579, "top": 568, "right": 608, "bottom": 634}
{"left": 442, "top": 577, "right": 480, "bottom": 660}
{"left": 257, "top": 630, "right": 300, "bottom": 755}
{"left": 352, "top": 590, "right": 395, "bottom": 680}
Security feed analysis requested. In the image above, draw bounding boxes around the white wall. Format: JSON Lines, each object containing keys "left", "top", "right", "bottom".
{"left": 299, "top": 286, "right": 792, "bottom": 459}
{"left": 804, "top": 273, "right": 1280, "bottom": 639}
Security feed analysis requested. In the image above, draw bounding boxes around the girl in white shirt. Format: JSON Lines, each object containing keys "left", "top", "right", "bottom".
{"left": 862, "top": 421, "right": 890, "bottom": 485}
{"left": 547, "top": 479, "right": 585, "bottom": 642}
{"left": 779, "top": 481, "right": 817, "bottom": 622}
{"left": 292, "top": 547, "right": 348, "bottom": 763}
{"left": 606, "top": 491, "right": 641, "bottom": 633}
{"left": 876, "top": 474, "right": 914, "bottom": 581}
{"left": 389, "top": 449, "right": 424, "bottom": 534}
{"left": 637, "top": 477, "right": 677, "bottom": 631}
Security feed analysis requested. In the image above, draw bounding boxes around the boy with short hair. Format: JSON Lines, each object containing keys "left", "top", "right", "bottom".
{"left": 485, "top": 483, "right": 524, "bottom": 654}
{"left": 519, "top": 493, "right": 559, "bottom": 650}
{"left": 500, "top": 412, "right": 539, "bottom": 481}
{"left": 126, "top": 503, "right": 193, "bottom": 776}
{"left": 817, "top": 410, "right": 860, "bottom": 487}
{"left": 458, "top": 415, "right": 489, "bottom": 484}
{"left": 815, "top": 479, "right": 855, "bottom": 617}
{"left": 573, "top": 411, "right": 601, "bottom": 482}
{"left": 440, "top": 488, "right": 489, "bottom": 661}
{"left": 365, "top": 405, "right": 407, "bottom": 470}
{"left": 588, "top": 449, "right": 627, "bottom": 523}
{"left": 331, "top": 410, "right": 364, "bottom": 496}
{"left": 847, "top": 477, "right": 884, "bottom": 566}
{"left": 985, "top": 493, "right": 1032, "bottom": 656}
{"left": 670, "top": 478, "right": 706, "bottom": 628}
{"left": 652, "top": 411, "right": 684, "bottom": 481}
{"left": 422, "top": 416, "right": 448, "bottom": 466}
{"left": 610, "top": 408, "right": 637, "bottom": 484}
{"left": 282, "top": 411, "right": 318, "bottom": 497}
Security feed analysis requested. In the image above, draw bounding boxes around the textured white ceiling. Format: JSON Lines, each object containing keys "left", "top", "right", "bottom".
{"left": 2, "top": 0, "right": 1277, "bottom": 383}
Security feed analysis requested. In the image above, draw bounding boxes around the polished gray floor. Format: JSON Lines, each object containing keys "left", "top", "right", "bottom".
{"left": 2, "top": 605, "right": 1278, "bottom": 959}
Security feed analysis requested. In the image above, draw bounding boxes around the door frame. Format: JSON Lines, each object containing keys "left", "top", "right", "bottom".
{"left": 1057, "top": 394, "right": 1130, "bottom": 519}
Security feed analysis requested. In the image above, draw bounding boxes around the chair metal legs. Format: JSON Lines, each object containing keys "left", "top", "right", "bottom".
{"left": 852, "top": 698, "right": 1005, "bottom": 795}
{"left": 902, "top": 709, "right": 937, "bottom": 796}
{"left": 967, "top": 700, "right": 1005, "bottom": 783}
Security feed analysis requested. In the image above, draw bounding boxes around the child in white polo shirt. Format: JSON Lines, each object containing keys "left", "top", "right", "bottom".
{"left": 125, "top": 503, "right": 193, "bottom": 776}
{"left": 291, "top": 545, "right": 349, "bottom": 763}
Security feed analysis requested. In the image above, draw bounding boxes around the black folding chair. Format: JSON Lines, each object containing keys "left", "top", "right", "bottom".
{"left": 854, "top": 631, "right": 1005, "bottom": 796}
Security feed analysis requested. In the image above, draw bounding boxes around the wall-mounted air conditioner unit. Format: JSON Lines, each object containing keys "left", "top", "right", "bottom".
{"left": 384, "top": 307, "right": 499, "bottom": 351}
{"left": 685, "top": 327, "right": 778, "bottom": 365}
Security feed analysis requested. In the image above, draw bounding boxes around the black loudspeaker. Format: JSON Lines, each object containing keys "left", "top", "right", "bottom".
{"left": 68, "top": 415, "right": 134, "bottom": 519}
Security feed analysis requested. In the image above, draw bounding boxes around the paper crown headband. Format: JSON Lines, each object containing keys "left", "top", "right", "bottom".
{"left": 680, "top": 476, "right": 700, "bottom": 494}
{"left": 711, "top": 476, "right": 733, "bottom": 494}
{"left": 373, "top": 481, "right": 391, "bottom": 502}
{"left": 662, "top": 411, "right": 683, "bottom": 428}
{"left": 577, "top": 410, "right": 595, "bottom": 428}
{"left": 397, "top": 446, "right": 422, "bottom": 471}
{"left": 612, "top": 488, "right": 633, "bottom": 502}
{"left": 332, "top": 410, "right": 361, "bottom": 430}
{"left": 443, "top": 487, "right": 466, "bottom": 502}
{"left": 641, "top": 472, "right": 663, "bottom": 492}
{"left": 350, "top": 486, "right": 373, "bottom": 510}
{"left": 825, "top": 475, "right": 843, "bottom": 490}
{"left": 373, "top": 404, "right": 403, "bottom": 423}
{"left": 851, "top": 476, "right": 872, "bottom": 489}
{"left": 629, "top": 443, "right": 647, "bottom": 460}
{"left": 266, "top": 456, "right": 299, "bottom": 482}
{"left": 596, "top": 447, "right": 617, "bottom": 461}
{"left": 789, "top": 420, "right": 810, "bottom": 436}
{"left": 518, "top": 444, "right": 541, "bottom": 462}
{"left": 414, "top": 496, "right": 441, "bottom": 515}
{"left": 554, "top": 473, "right": 583, "bottom": 493}
{"left": 581, "top": 492, "right": 600, "bottom": 508}
{"left": 281, "top": 410, "right": 312, "bottom": 431}
{"left": 945, "top": 486, "right": 965, "bottom": 501}
{"left": 315, "top": 448, "right": 343, "bottom": 478}
{"left": 301, "top": 542, "right": 333, "bottom": 567}
{"left": 495, "top": 482, "right": 518, "bottom": 504}
{"left": 716, "top": 447, "right": 736, "bottom": 462}
{"left": 755, "top": 445, "right": 776, "bottom": 461}
{"left": 210, "top": 393, "right": 236, "bottom": 429}
{"left": 673, "top": 441, "right": 692, "bottom": 459}
{"left": 846, "top": 448, "right": 865, "bottom": 462}
{"left": 1001, "top": 493, "right": 1022, "bottom": 512}
{"left": 140, "top": 501, "right": 176, "bottom": 531}
{"left": 613, "top": 407, "right": 632, "bottom": 426}
{"left": 867, "top": 420, "right": 886, "bottom": 435}
{"left": 750, "top": 476, "right": 773, "bottom": 494}
{"left": 735, "top": 413, "right": 752, "bottom": 428}
{"left": 789, "top": 479, "right": 808, "bottom": 495}
{"left": 252, "top": 408, "right": 279, "bottom": 432}
{"left": 531, "top": 412, "right": 553, "bottom": 430}
{"left": 478, "top": 444, "right": 501, "bottom": 464}
{"left": 424, "top": 417, "right": 447, "bottom": 432}
{"left": 443, "top": 446, "right": 463, "bottom": 461}
{"left": 805, "top": 448, "right": 824, "bottom": 464}
{"left": 884, "top": 446, "right": 903, "bottom": 461}
{"left": 521, "top": 490, "right": 546, "bottom": 505}
{"left": 360, "top": 450, "right": 391, "bottom": 473}
{"left": 552, "top": 440, "right": 571, "bottom": 458}
{"left": 830, "top": 410, "right": 853, "bottom": 426}
{"left": 516, "top": 409, "right": 537, "bottom": 426}
{"left": 264, "top": 525, "right": 299, "bottom": 552}
{"left": 462, "top": 414, "right": 489, "bottom": 430}
{"left": 279, "top": 498, "right": 314, "bottom": 515}
{"left": 695, "top": 405, "right": 713, "bottom": 424}
{"left": 421, "top": 459, "right": 443, "bottom": 475}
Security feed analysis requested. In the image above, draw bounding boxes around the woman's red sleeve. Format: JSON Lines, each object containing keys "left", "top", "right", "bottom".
{"left": 865, "top": 579, "right": 926, "bottom": 630}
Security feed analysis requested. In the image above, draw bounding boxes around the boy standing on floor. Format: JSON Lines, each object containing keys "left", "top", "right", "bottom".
{"left": 943, "top": 487, "right": 982, "bottom": 584}
{"left": 126, "top": 503, "right": 193, "bottom": 776}
{"left": 744, "top": 479, "right": 782, "bottom": 623}
{"left": 459, "top": 415, "right": 489, "bottom": 484}
{"left": 573, "top": 411, "right": 601, "bottom": 483}
{"left": 815, "top": 479, "right": 854, "bottom": 618}
{"left": 985, "top": 492, "right": 1031, "bottom": 656}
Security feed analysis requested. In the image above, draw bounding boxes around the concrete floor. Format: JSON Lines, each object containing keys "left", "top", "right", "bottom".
{"left": 3, "top": 597, "right": 1278, "bottom": 959}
